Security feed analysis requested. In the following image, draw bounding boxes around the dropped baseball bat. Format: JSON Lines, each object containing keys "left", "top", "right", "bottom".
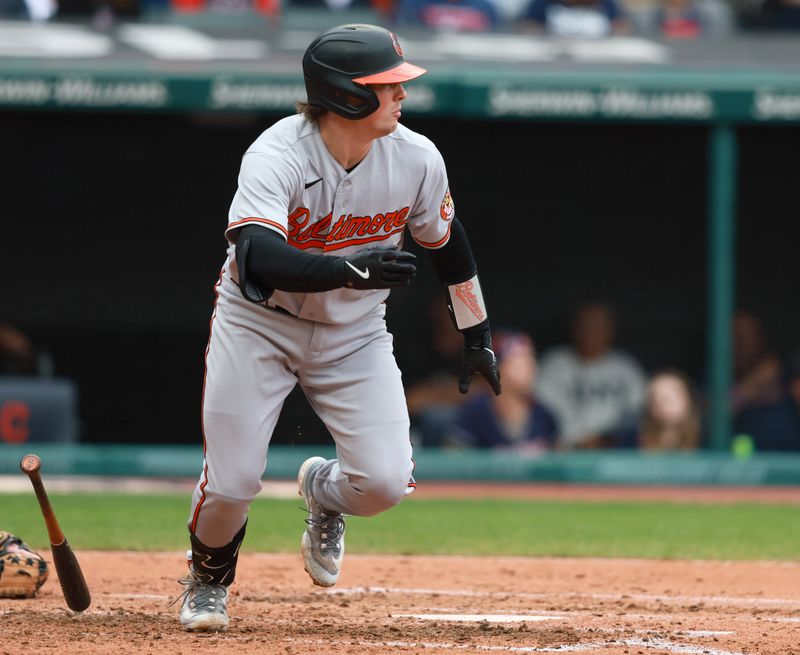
{"left": 20, "top": 453, "right": 91, "bottom": 612}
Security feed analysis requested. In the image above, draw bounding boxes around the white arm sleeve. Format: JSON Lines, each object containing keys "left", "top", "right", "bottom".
{"left": 446, "top": 274, "right": 488, "bottom": 330}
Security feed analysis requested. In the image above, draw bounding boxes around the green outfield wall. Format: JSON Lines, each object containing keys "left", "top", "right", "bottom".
{"left": 2, "top": 445, "right": 800, "bottom": 485}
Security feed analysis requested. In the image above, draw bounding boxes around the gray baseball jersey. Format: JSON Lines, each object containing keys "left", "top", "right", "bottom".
{"left": 189, "top": 115, "right": 455, "bottom": 547}
{"left": 225, "top": 114, "right": 454, "bottom": 323}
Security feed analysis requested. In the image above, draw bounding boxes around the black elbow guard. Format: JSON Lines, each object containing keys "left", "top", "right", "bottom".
{"left": 429, "top": 217, "right": 476, "bottom": 285}
{"left": 235, "top": 231, "right": 274, "bottom": 304}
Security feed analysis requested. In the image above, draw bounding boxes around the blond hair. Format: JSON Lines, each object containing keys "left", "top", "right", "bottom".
{"left": 639, "top": 370, "right": 701, "bottom": 450}
{"left": 295, "top": 100, "right": 328, "bottom": 123}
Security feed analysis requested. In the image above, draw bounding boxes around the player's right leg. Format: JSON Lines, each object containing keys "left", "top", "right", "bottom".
{"left": 180, "top": 274, "right": 305, "bottom": 631}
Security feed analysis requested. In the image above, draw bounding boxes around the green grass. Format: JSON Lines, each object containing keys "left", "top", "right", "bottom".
{"left": 1, "top": 493, "right": 798, "bottom": 560}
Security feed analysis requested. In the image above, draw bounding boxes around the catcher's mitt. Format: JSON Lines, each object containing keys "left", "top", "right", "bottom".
{"left": 0, "top": 531, "right": 49, "bottom": 598}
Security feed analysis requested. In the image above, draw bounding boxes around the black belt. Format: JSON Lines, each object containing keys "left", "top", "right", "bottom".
{"left": 230, "top": 275, "right": 296, "bottom": 318}
{"left": 266, "top": 302, "right": 294, "bottom": 317}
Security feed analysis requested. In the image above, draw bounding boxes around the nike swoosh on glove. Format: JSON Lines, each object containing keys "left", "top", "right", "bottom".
{"left": 459, "top": 328, "right": 502, "bottom": 395}
{"left": 340, "top": 247, "right": 417, "bottom": 290}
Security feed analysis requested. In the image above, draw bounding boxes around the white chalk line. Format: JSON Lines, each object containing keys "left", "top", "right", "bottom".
{"left": 285, "top": 639, "right": 602, "bottom": 653}
{"left": 326, "top": 585, "right": 800, "bottom": 608}
{"left": 98, "top": 587, "right": 800, "bottom": 623}
{"left": 622, "top": 638, "right": 745, "bottom": 655}
{"left": 393, "top": 616, "right": 738, "bottom": 638}
{"left": 286, "top": 637, "right": 747, "bottom": 655}
{"left": 394, "top": 613, "right": 567, "bottom": 623}
{"left": 247, "top": 552, "right": 800, "bottom": 567}
{"left": 105, "top": 593, "right": 170, "bottom": 600}
{"left": 0, "top": 608, "right": 122, "bottom": 618}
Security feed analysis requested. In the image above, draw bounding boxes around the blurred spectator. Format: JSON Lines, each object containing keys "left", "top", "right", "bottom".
{"left": 447, "top": 331, "right": 558, "bottom": 451}
{"left": 405, "top": 300, "right": 476, "bottom": 447}
{"left": 0, "top": 323, "right": 76, "bottom": 443}
{"left": 789, "top": 351, "right": 800, "bottom": 415}
{"left": 617, "top": 370, "right": 701, "bottom": 449}
{"left": 518, "top": 0, "right": 631, "bottom": 37}
{"left": 631, "top": 0, "right": 732, "bottom": 36}
{"left": 764, "top": 0, "right": 800, "bottom": 28}
{"left": 0, "top": 322, "right": 54, "bottom": 377}
{"left": 0, "top": 0, "right": 28, "bottom": 18}
{"left": 734, "top": 391, "right": 800, "bottom": 451}
{"left": 536, "top": 302, "right": 647, "bottom": 449}
{"left": 650, "top": 0, "right": 705, "bottom": 36}
{"left": 0, "top": 0, "right": 55, "bottom": 20}
{"left": 729, "top": 310, "right": 800, "bottom": 451}
{"left": 396, "top": 0, "right": 501, "bottom": 31}
{"left": 631, "top": 0, "right": 713, "bottom": 35}
{"left": 56, "top": 0, "right": 140, "bottom": 25}
{"left": 0, "top": 323, "right": 37, "bottom": 376}
{"left": 491, "top": 0, "right": 532, "bottom": 20}
{"left": 290, "top": 0, "right": 371, "bottom": 8}
{"left": 171, "top": 0, "right": 277, "bottom": 16}
{"left": 739, "top": 0, "right": 800, "bottom": 30}
{"left": 781, "top": 352, "right": 800, "bottom": 449}
{"left": 731, "top": 309, "right": 783, "bottom": 414}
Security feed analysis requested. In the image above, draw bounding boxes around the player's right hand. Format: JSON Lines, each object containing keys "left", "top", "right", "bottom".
{"left": 340, "top": 247, "right": 417, "bottom": 290}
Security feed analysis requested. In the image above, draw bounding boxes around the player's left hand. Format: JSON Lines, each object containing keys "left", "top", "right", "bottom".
{"left": 459, "top": 329, "right": 501, "bottom": 395}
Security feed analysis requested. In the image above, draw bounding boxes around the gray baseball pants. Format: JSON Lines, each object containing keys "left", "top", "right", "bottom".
{"left": 189, "top": 273, "right": 414, "bottom": 547}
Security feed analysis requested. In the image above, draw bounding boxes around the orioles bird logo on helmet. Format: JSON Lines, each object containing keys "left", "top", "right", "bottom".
{"left": 390, "top": 32, "right": 403, "bottom": 57}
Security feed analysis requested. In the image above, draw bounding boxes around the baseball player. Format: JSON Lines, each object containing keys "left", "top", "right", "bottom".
{"left": 177, "top": 24, "right": 501, "bottom": 632}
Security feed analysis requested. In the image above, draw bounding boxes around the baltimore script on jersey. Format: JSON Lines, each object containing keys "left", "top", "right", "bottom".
{"left": 285, "top": 205, "right": 412, "bottom": 250}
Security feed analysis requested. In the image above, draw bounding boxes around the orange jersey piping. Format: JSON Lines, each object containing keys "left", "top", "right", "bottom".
{"left": 227, "top": 217, "right": 288, "bottom": 239}
{"left": 413, "top": 222, "right": 452, "bottom": 249}
{"left": 190, "top": 268, "right": 225, "bottom": 535}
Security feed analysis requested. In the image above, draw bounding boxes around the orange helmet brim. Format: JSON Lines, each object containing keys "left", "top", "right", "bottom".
{"left": 352, "top": 61, "right": 427, "bottom": 85}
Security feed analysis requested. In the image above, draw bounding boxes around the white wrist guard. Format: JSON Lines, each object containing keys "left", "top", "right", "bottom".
{"left": 446, "top": 273, "right": 488, "bottom": 330}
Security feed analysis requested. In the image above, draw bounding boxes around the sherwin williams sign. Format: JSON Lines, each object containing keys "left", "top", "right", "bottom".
{"left": 3, "top": 71, "right": 800, "bottom": 124}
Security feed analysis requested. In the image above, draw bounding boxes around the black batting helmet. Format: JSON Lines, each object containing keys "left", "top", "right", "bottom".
{"left": 302, "top": 24, "right": 426, "bottom": 120}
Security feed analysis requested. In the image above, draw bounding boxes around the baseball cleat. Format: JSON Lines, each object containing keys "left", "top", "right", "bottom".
{"left": 177, "top": 569, "right": 230, "bottom": 632}
{"left": 298, "top": 456, "right": 345, "bottom": 587}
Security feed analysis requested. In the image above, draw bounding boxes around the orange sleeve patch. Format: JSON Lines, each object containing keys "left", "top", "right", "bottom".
{"left": 439, "top": 188, "right": 455, "bottom": 222}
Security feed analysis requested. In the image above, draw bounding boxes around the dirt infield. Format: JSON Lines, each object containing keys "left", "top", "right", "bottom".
{"left": 2, "top": 551, "right": 799, "bottom": 655}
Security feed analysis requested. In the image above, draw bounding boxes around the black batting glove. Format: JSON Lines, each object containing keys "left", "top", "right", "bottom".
{"left": 339, "top": 247, "right": 417, "bottom": 290}
{"left": 459, "top": 327, "right": 501, "bottom": 395}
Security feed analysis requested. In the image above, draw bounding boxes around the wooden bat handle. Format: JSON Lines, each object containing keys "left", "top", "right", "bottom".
{"left": 19, "top": 453, "right": 91, "bottom": 612}
{"left": 20, "top": 454, "right": 65, "bottom": 545}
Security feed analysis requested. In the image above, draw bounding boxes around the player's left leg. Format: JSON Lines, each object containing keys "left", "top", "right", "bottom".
{"left": 296, "top": 308, "right": 414, "bottom": 586}
{"left": 301, "top": 311, "right": 414, "bottom": 516}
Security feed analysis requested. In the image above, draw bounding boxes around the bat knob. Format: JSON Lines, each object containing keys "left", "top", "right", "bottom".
{"left": 20, "top": 453, "right": 41, "bottom": 475}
